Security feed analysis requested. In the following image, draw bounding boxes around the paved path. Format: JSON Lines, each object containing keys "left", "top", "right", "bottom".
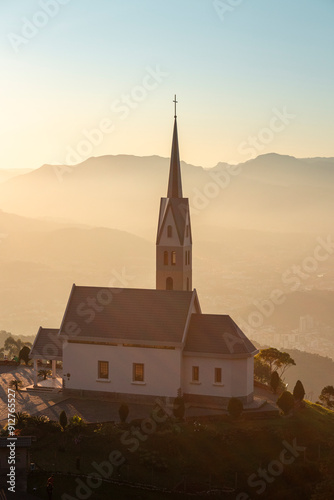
{"left": 0, "top": 366, "right": 66, "bottom": 425}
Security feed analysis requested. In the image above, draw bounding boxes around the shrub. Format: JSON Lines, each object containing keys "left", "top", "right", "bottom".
{"left": 228, "top": 398, "right": 243, "bottom": 419}
{"left": 173, "top": 396, "right": 185, "bottom": 420}
{"left": 118, "top": 403, "right": 129, "bottom": 423}
{"left": 277, "top": 390, "right": 294, "bottom": 415}
{"left": 59, "top": 410, "right": 68, "bottom": 430}
{"left": 293, "top": 380, "right": 305, "bottom": 401}
{"left": 270, "top": 371, "right": 280, "bottom": 394}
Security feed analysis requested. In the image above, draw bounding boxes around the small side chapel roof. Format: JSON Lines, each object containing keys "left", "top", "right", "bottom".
{"left": 59, "top": 286, "right": 199, "bottom": 344}
{"left": 30, "top": 327, "right": 62, "bottom": 360}
{"left": 184, "top": 314, "right": 258, "bottom": 357}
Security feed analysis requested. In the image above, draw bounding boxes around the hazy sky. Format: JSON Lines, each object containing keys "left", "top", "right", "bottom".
{"left": 1, "top": 0, "right": 333, "bottom": 170}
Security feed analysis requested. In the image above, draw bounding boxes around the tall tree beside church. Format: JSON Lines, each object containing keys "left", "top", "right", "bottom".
{"left": 256, "top": 347, "right": 295, "bottom": 378}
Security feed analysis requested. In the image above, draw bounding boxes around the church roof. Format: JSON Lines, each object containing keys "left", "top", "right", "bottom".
{"left": 167, "top": 118, "right": 183, "bottom": 198}
{"left": 30, "top": 327, "right": 62, "bottom": 360}
{"left": 59, "top": 285, "right": 198, "bottom": 344}
{"left": 184, "top": 314, "right": 258, "bottom": 357}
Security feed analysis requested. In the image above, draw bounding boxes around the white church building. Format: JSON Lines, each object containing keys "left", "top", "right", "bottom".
{"left": 31, "top": 102, "right": 257, "bottom": 406}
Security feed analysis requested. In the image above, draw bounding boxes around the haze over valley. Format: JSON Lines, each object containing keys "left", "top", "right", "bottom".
{"left": 0, "top": 153, "right": 333, "bottom": 368}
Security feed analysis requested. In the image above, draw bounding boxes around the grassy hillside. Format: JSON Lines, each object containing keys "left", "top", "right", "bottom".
{"left": 22, "top": 401, "right": 334, "bottom": 499}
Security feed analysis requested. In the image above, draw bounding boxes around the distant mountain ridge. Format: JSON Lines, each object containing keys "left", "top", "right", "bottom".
{"left": 0, "top": 153, "right": 333, "bottom": 234}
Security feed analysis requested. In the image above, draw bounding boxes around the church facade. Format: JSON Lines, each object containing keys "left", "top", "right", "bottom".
{"left": 31, "top": 104, "right": 257, "bottom": 405}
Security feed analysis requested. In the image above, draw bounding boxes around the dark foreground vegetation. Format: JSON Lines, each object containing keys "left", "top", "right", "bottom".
{"left": 3, "top": 401, "right": 332, "bottom": 499}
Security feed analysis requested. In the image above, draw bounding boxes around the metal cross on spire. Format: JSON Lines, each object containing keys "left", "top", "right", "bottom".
{"left": 173, "top": 94, "right": 178, "bottom": 118}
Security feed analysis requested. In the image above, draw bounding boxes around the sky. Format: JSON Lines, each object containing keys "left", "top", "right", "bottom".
{"left": 0, "top": 0, "right": 333, "bottom": 170}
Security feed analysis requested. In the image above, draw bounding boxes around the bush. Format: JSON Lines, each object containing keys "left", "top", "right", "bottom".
{"left": 59, "top": 410, "right": 68, "bottom": 430}
{"left": 228, "top": 398, "right": 243, "bottom": 419}
{"left": 173, "top": 396, "right": 185, "bottom": 420}
{"left": 270, "top": 371, "right": 280, "bottom": 394}
{"left": 118, "top": 403, "right": 129, "bottom": 423}
{"left": 277, "top": 390, "right": 295, "bottom": 415}
{"left": 293, "top": 380, "right": 305, "bottom": 401}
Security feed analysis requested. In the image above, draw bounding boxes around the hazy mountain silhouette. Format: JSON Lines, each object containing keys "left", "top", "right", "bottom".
{"left": 0, "top": 154, "right": 333, "bottom": 236}
{"left": 0, "top": 168, "right": 32, "bottom": 184}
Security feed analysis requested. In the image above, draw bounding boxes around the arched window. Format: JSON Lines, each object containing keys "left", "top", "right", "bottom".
{"left": 167, "top": 225, "right": 172, "bottom": 237}
{"left": 164, "top": 251, "right": 168, "bottom": 265}
{"left": 166, "top": 277, "right": 173, "bottom": 290}
{"left": 171, "top": 251, "right": 176, "bottom": 265}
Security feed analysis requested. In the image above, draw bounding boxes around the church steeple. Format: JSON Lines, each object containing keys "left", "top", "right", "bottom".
{"left": 156, "top": 97, "right": 192, "bottom": 291}
{"left": 167, "top": 117, "right": 183, "bottom": 198}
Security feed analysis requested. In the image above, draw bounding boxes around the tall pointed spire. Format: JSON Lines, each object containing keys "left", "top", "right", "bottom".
{"left": 167, "top": 96, "right": 183, "bottom": 198}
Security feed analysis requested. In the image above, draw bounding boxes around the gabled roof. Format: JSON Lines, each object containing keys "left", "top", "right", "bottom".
{"left": 184, "top": 314, "right": 258, "bottom": 357}
{"left": 156, "top": 197, "right": 192, "bottom": 245}
{"left": 30, "top": 327, "right": 62, "bottom": 360}
{"left": 167, "top": 118, "right": 182, "bottom": 198}
{"left": 59, "top": 286, "right": 198, "bottom": 344}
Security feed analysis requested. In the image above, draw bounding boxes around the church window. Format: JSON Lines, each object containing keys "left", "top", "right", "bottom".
{"left": 98, "top": 361, "right": 109, "bottom": 379}
{"left": 215, "top": 368, "right": 222, "bottom": 384}
{"left": 167, "top": 225, "right": 172, "bottom": 237}
{"left": 133, "top": 363, "right": 144, "bottom": 382}
{"left": 171, "top": 251, "right": 176, "bottom": 265}
{"left": 164, "top": 251, "right": 168, "bottom": 265}
{"left": 166, "top": 277, "right": 173, "bottom": 290}
{"left": 192, "top": 366, "right": 199, "bottom": 382}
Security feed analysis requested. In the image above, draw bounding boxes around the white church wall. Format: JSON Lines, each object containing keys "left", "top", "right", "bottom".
{"left": 182, "top": 355, "right": 253, "bottom": 398}
{"left": 63, "top": 341, "right": 182, "bottom": 397}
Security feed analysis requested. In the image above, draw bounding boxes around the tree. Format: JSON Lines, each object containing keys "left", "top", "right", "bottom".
{"left": 270, "top": 371, "right": 280, "bottom": 394}
{"left": 4, "top": 336, "right": 32, "bottom": 359}
{"left": 14, "top": 412, "right": 30, "bottom": 429}
{"left": 254, "top": 357, "right": 271, "bottom": 384}
{"left": 59, "top": 410, "right": 68, "bottom": 431}
{"left": 118, "top": 403, "right": 129, "bottom": 423}
{"left": 319, "top": 386, "right": 334, "bottom": 409}
{"left": 256, "top": 348, "right": 295, "bottom": 378}
{"left": 38, "top": 369, "right": 52, "bottom": 380}
{"left": 19, "top": 346, "right": 31, "bottom": 365}
{"left": 228, "top": 398, "right": 243, "bottom": 419}
{"left": 277, "top": 390, "right": 294, "bottom": 415}
{"left": 9, "top": 379, "right": 22, "bottom": 391}
{"left": 293, "top": 380, "right": 305, "bottom": 402}
{"left": 173, "top": 396, "right": 185, "bottom": 420}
